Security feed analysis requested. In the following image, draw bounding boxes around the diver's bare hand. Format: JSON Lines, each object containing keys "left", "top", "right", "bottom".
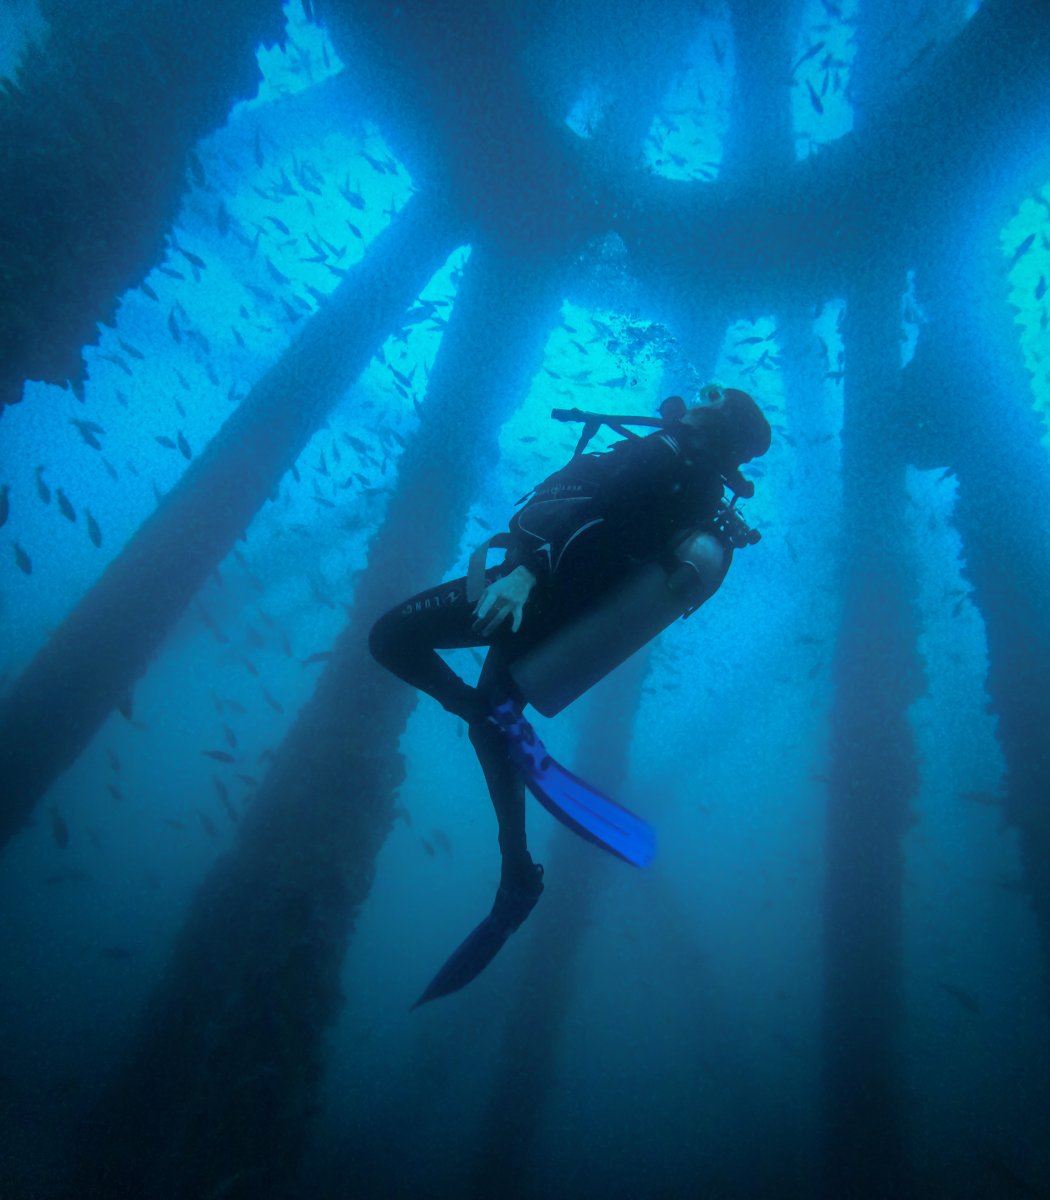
{"left": 472, "top": 566, "right": 537, "bottom": 636}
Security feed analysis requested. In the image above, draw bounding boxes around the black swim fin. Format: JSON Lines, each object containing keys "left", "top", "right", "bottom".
{"left": 488, "top": 700, "right": 655, "bottom": 867}
{"left": 412, "top": 866, "right": 544, "bottom": 1009}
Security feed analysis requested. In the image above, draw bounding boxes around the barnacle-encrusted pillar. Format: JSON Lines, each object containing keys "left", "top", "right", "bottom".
{"left": 821, "top": 269, "right": 922, "bottom": 1200}
{"left": 469, "top": 661, "right": 646, "bottom": 1199}
{"left": 0, "top": 0, "right": 287, "bottom": 406}
{"left": 904, "top": 228, "right": 1050, "bottom": 1018}
{"left": 61, "top": 243, "right": 567, "bottom": 1200}
{"left": 0, "top": 199, "right": 457, "bottom": 853}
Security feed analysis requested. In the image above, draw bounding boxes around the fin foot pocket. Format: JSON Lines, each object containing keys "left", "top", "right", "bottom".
{"left": 412, "top": 867, "right": 545, "bottom": 1009}
{"left": 488, "top": 701, "right": 655, "bottom": 868}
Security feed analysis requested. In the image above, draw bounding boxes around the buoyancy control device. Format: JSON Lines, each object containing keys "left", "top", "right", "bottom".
{"left": 469, "top": 405, "right": 762, "bottom": 716}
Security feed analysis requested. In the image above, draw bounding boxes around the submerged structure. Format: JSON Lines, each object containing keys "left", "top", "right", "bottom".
{"left": 1, "top": 1, "right": 1049, "bottom": 1196}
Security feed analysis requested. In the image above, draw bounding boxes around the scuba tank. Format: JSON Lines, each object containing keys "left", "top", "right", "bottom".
{"left": 467, "top": 403, "right": 762, "bottom": 718}
{"left": 509, "top": 496, "right": 758, "bottom": 717}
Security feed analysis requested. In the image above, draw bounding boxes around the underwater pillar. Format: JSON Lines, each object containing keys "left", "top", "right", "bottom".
{"left": 906, "top": 230, "right": 1050, "bottom": 1018}
{"left": 0, "top": 197, "right": 456, "bottom": 853}
{"left": 61, "top": 243, "right": 567, "bottom": 1200}
{"left": 0, "top": 0, "right": 287, "bottom": 404}
{"left": 470, "top": 658, "right": 646, "bottom": 1200}
{"left": 820, "top": 271, "right": 922, "bottom": 1199}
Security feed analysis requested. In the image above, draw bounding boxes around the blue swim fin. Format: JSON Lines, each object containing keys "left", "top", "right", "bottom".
{"left": 413, "top": 866, "right": 544, "bottom": 1009}
{"left": 489, "top": 700, "right": 655, "bottom": 868}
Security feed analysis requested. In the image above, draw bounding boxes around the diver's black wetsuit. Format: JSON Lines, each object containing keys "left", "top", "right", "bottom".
{"left": 367, "top": 419, "right": 729, "bottom": 881}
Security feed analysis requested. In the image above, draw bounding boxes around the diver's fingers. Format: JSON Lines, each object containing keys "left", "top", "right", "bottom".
{"left": 480, "top": 608, "right": 508, "bottom": 637}
{"left": 511, "top": 606, "right": 523, "bottom": 633}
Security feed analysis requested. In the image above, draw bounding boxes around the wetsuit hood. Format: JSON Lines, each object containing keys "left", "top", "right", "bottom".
{"left": 679, "top": 387, "right": 771, "bottom": 466}
{"left": 722, "top": 388, "right": 771, "bottom": 462}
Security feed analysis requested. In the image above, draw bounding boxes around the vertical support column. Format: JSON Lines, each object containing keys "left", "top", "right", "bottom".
{"left": 60, "top": 241, "right": 568, "bottom": 1200}
{"left": 0, "top": 199, "right": 456, "bottom": 853}
{"left": 470, "top": 654, "right": 648, "bottom": 1200}
{"left": 821, "top": 269, "right": 921, "bottom": 1199}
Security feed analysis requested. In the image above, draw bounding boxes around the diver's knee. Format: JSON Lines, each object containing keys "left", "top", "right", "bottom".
{"left": 367, "top": 612, "right": 395, "bottom": 667}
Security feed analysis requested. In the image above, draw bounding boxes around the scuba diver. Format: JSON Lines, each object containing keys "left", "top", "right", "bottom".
{"left": 368, "top": 384, "right": 772, "bottom": 1007}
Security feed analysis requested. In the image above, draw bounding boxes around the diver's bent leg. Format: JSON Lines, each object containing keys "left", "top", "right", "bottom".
{"left": 470, "top": 647, "right": 542, "bottom": 890}
{"left": 468, "top": 717, "right": 532, "bottom": 885}
{"left": 367, "top": 576, "right": 492, "bottom": 724}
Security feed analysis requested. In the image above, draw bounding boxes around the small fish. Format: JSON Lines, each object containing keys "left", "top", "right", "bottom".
{"left": 430, "top": 829, "right": 452, "bottom": 857}
{"left": 222, "top": 722, "right": 238, "bottom": 748}
{"left": 266, "top": 258, "right": 290, "bottom": 286}
{"left": 225, "top": 698, "right": 247, "bottom": 715}
{"left": 50, "top": 806, "right": 69, "bottom": 849}
{"left": 261, "top": 685, "right": 283, "bottom": 714}
{"left": 393, "top": 805, "right": 412, "bottom": 827}
{"left": 266, "top": 215, "right": 291, "bottom": 235}
{"left": 100, "top": 353, "right": 133, "bottom": 377}
{"left": 42, "top": 866, "right": 92, "bottom": 886}
{"left": 791, "top": 40, "right": 826, "bottom": 75}
{"left": 302, "top": 650, "right": 333, "bottom": 666}
{"left": 119, "top": 339, "right": 146, "bottom": 361}
{"left": 201, "top": 749, "right": 236, "bottom": 763}
{"left": 197, "top": 602, "right": 228, "bottom": 645}
{"left": 179, "top": 247, "right": 206, "bottom": 271}
{"left": 960, "top": 789, "right": 1001, "bottom": 807}
{"left": 100, "top": 945, "right": 136, "bottom": 961}
{"left": 806, "top": 79, "right": 824, "bottom": 114}
{"left": 1036, "top": 276, "right": 1046, "bottom": 301}
{"left": 167, "top": 309, "right": 182, "bottom": 342}
{"left": 0, "top": 483, "right": 8, "bottom": 527}
{"left": 155, "top": 435, "right": 176, "bottom": 450}
{"left": 217, "top": 202, "right": 230, "bottom": 236}
{"left": 141, "top": 280, "right": 159, "bottom": 301}
{"left": 219, "top": 794, "right": 239, "bottom": 824}
{"left": 177, "top": 430, "right": 192, "bottom": 460}
{"left": 14, "top": 543, "right": 32, "bottom": 574}
{"left": 35, "top": 465, "right": 51, "bottom": 504}
{"left": 197, "top": 810, "right": 218, "bottom": 839}
{"left": 107, "top": 782, "right": 123, "bottom": 802}
{"left": 237, "top": 773, "right": 259, "bottom": 787}
{"left": 165, "top": 819, "right": 186, "bottom": 831}
{"left": 420, "top": 837, "right": 435, "bottom": 857}
{"left": 71, "top": 418, "right": 105, "bottom": 448}
{"left": 158, "top": 266, "right": 186, "bottom": 280}
{"left": 116, "top": 688, "right": 134, "bottom": 720}
{"left": 938, "top": 980, "right": 980, "bottom": 1015}
{"left": 54, "top": 488, "right": 76, "bottom": 522}
{"left": 245, "top": 282, "right": 274, "bottom": 303}
{"left": 85, "top": 509, "right": 102, "bottom": 548}
{"left": 1009, "top": 232, "right": 1036, "bottom": 267}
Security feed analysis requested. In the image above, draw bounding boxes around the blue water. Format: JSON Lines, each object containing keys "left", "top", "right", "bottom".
{"left": 1, "top": 2, "right": 1048, "bottom": 1197}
